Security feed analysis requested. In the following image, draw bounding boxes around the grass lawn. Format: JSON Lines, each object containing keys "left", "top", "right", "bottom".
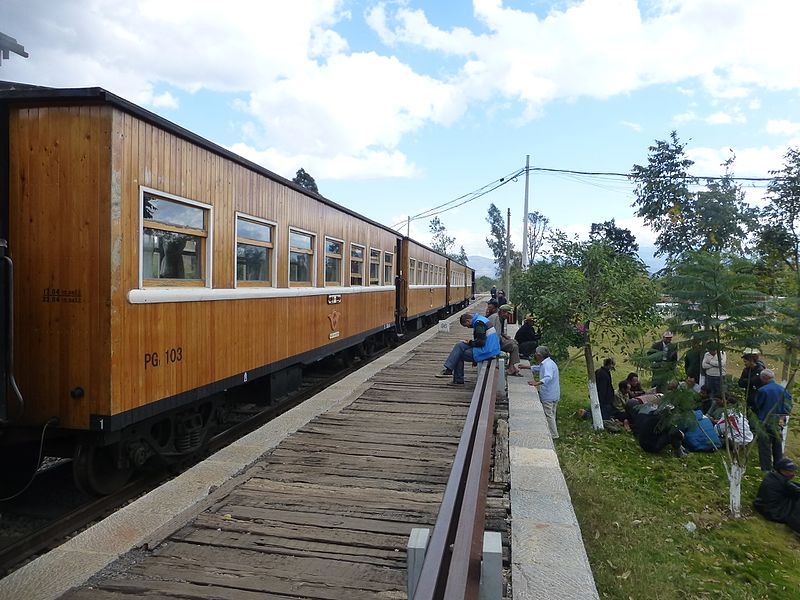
{"left": 553, "top": 359, "right": 800, "bottom": 600}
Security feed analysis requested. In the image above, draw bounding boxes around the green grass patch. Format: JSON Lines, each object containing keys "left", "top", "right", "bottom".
{"left": 553, "top": 359, "right": 800, "bottom": 600}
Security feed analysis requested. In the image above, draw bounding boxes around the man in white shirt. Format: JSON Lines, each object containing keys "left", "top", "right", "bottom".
{"left": 528, "top": 345, "right": 561, "bottom": 439}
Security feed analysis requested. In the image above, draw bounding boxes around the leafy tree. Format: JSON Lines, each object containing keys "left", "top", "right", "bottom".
{"left": 514, "top": 239, "right": 659, "bottom": 430}
{"left": 526, "top": 211, "right": 549, "bottom": 264}
{"left": 631, "top": 133, "right": 755, "bottom": 259}
{"left": 589, "top": 218, "right": 638, "bottom": 255}
{"left": 757, "top": 147, "right": 800, "bottom": 384}
{"left": 475, "top": 275, "right": 497, "bottom": 293}
{"left": 662, "top": 250, "right": 771, "bottom": 517}
{"left": 429, "top": 217, "right": 468, "bottom": 264}
{"left": 486, "top": 203, "right": 521, "bottom": 281}
{"left": 292, "top": 168, "right": 319, "bottom": 193}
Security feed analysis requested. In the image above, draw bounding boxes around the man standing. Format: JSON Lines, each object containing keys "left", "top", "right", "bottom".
{"left": 528, "top": 346, "right": 560, "bottom": 439}
{"left": 436, "top": 312, "right": 501, "bottom": 385}
{"left": 683, "top": 338, "right": 704, "bottom": 386}
{"left": 595, "top": 357, "right": 616, "bottom": 420}
{"left": 701, "top": 343, "right": 726, "bottom": 398}
{"left": 648, "top": 331, "right": 678, "bottom": 392}
{"left": 754, "top": 369, "right": 793, "bottom": 471}
{"left": 738, "top": 350, "right": 765, "bottom": 413}
{"left": 754, "top": 457, "right": 800, "bottom": 534}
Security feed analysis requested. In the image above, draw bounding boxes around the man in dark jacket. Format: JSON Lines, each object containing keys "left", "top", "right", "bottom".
{"left": 683, "top": 338, "right": 703, "bottom": 385}
{"left": 738, "top": 350, "right": 765, "bottom": 413}
{"left": 515, "top": 314, "right": 540, "bottom": 358}
{"left": 648, "top": 331, "right": 678, "bottom": 392}
{"left": 595, "top": 358, "right": 615, "bottom": 420}
{"left": 628, "top": 401, "right": 687, "bottom": 458}
{"left": 754, "top": 457, "right": 800, "bottom": 534}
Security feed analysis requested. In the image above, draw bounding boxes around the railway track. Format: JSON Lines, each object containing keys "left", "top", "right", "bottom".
{"left": 0, "top": 331, "right": 422, "bottom": 577}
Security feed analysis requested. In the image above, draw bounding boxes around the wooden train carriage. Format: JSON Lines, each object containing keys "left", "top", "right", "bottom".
{"left": 447, "top": 260, "right": 473, "bottom": 309}
{"left": 399, "top": 237, "right": 448, "bottom": 328}
{"left": 1, "top": 85, "right": 401, "bottom": 436}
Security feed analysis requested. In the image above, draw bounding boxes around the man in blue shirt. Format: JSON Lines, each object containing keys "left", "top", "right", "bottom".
{"left": 528, "top": 345, "right": 561, "bottom": 439}
{"left": 754, "top": 369, "right": 793, "bottom": 471}
{"left": 436, "top": 312, "right": 501, "bottom": 385}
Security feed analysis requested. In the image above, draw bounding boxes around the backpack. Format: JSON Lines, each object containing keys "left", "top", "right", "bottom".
{"left": 683, "top": 410, "right": 722, "bottom": 451}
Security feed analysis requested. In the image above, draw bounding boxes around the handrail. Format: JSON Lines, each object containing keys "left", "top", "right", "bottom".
{"left": 413, "top": 358, "right": 498, "bottom": 600}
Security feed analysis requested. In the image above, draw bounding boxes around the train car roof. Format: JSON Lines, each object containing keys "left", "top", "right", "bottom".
{"left": 0, "top": 80, "right": 404, "bottom": 239}
{"left": 401, "top": 235, "right": 471, "bottom": 269}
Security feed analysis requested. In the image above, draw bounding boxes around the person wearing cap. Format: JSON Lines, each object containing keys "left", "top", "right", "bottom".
{"left": 515, "top": 314, "right": 541, "bottom": 358}
{"left": 648, "top": 331, "right": 678, "bottom": 392}
{"left": 436, "top": 312, "right": 501, "bottom": 385}
{"left": 754, "top": 369, "right": 793, "bottom": 471}
{"left": 753, "top": 457, "right": 800, "bottom": 534}
{"left": 738, "top": 349, "right": 765, "bottom": 413}
{"left": 486, "top": 301, "right": 522, "bottom": 376}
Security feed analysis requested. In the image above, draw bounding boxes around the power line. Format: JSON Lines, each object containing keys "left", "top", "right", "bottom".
{"left": 529, "top": 166, "right": 777, "bottom": 182}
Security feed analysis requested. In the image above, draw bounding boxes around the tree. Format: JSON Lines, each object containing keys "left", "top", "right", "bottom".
{"left": 486, "top": 203, "right": 521, "bottom": 279}
{"left": 662, "top": 250, "right": 771, "bottom": 517}
{"left": 757, "top": 147, "right": 800, "bottom": 384}
{"left": 589, "top": 219, "right": 638, "bottom": 255}
{"left": 514, "top": 239, "right": 659, "bottom": 430}
{"left": 526, "top": 211, "right": 549, "bottom": 264}
{"left": 429, "top": 217, "right": 468, "bottom": 264}
{"left": 631, "top": 133, "right": 755, "bottom": 259}
{"left": 292, "top": 168, "right": 319, "bottom": 193}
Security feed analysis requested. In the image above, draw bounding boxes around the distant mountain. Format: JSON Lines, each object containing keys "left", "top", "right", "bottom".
{"left": 467, "top": 255, "right": 497, "bottom": 278}
{"left": 469, "top": 250, "right": 665, "bottom": 278}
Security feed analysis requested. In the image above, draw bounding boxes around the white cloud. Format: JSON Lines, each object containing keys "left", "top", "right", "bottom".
{"left": 767, "top": 119, "right": 800, "bottom": 137}
{"left": 151, "top": 91, "right": 179, "bottom": 109}
{"left": 5, "top": 0, "right": 800, "bottom": 180}
{"left": 621, "top": 121, "right": 642, "bottom": 132}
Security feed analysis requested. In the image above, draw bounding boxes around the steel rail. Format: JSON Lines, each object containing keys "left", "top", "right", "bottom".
{"left": 412, "top": 358, "right": 498, "bottom": 600}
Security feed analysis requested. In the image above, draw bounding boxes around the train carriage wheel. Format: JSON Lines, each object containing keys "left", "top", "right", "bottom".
{"left": 73, "top": 442, "right": 132, "bottom": 496}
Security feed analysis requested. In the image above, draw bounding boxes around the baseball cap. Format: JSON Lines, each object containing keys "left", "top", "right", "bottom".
{"left": 775, "top": 457, "right": 797, "bottom": 472}
{"left": 499, "top": 304, "right": 513, "bottom": 312}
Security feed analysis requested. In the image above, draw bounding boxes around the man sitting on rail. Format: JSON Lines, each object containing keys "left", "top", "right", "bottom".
{"left": 436, "top": 313, "right": 501, "bottom": 385}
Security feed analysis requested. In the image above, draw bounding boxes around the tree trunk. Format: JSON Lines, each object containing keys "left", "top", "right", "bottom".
{"left": 584, "top": 342, "right": 604, "bottom": 430}
{"left": 728, "top": 462, "right": 746, "bottom": 518}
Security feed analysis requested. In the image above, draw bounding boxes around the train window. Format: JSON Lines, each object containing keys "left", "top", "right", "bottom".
{"left": 289, "top": 229, "right": 315, "bottom": 286}
{"left": 369, "top": 249, "right": 381, "bottom": 286}
{"left": 141, "top": 190, "right": 209, "bottom": 285}
{"left": 350, "top": 243, "right": 365, "bottom": 286}
{"left": 325, "top": 237, "right": 344, "bottom": 286}
{"left": 417, "top": 260, "right": 423, "bottom": 285}
{"left": 236, "top": 215, "right": 274, "bottom": 286}
{"left": 384, "top": 252, "right": 394, "bottom": 284}
{"left": 423, "top": 263, "right": 430, "bottom": 285}
{"left": 409, "top": 258, "right": 416, "bottom": 285}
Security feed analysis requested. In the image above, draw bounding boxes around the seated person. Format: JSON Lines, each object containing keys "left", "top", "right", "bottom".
{"left": 627, "top": 400, "right": 687, "bottom": 458}
{"left": 611, "top": 380, "right": 632, "bottom": 423}
{"left": 626, "top": 372, "right": 646, "bottom": 398}
{"left": 681, "top": 410, "right": 722, "bottom": 452}
{"left": 515, "top": 314, "right": 541, "bottom": 358}
{"left": 436, "top": 312, "right": 501, "bottom": 385}
{"left": 679, "top": 376, "right": 701, "bottom": 393}
{"left": 705, "top": 396, "right": 726, "bottom": 422}
{"left": 754, "top": 457, "right": 800, "bottom": 534}
{"left": 491, "top": 303, "right": 522, "bottom": 376}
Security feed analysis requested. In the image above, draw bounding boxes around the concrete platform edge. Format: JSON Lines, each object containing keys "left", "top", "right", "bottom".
{"left": 506, "top": 338, "right": 599, "bottom": 600}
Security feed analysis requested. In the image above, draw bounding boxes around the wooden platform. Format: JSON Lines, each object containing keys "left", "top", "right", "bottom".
{"left": 61, "top": 321, "right": 510, "bottom": 599}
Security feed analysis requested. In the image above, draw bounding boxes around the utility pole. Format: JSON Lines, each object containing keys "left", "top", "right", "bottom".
{"left": 505, "top": 208, "right": 511, "bottom": 298}
{"left": 406, "top": 216, "right": 411, "bottom": 237}
{"left": 521, "top": 155, "right": 530, "bottom": 269}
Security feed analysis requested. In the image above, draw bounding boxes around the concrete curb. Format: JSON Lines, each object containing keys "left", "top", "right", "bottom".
{"left": 506, "top": 330, "right": 599, "bottom": 599}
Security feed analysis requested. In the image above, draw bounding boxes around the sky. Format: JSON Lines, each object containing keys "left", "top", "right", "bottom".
{"left": 2, "top": 0, "right": 800, "bottom": 267}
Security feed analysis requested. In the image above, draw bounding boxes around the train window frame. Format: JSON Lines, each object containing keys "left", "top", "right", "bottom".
{"left": 324, "top": 236, "right": 345, "bottom": 286}
{"left": 417, "top": 260, "right": 423, "bottom": 285}
{"left": 369, "top": 248, "right": 381, "bottom": 286}
{"left": 384, "top": 251, "right": 394, "bottom": 285}
{"left": 350, "top": 243, "right": 365, "bottom": 287}
{"left": 139, "top": 187, "right": 212, "bottom": 289}
{"left": 234, "top": 213, "right": 276, "bottom": 288}
{"left": 288, "top": 227, "right": 316, "bottom": 287}
{"left": 409, "top": 258, "right": 416, "bottom": 285}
